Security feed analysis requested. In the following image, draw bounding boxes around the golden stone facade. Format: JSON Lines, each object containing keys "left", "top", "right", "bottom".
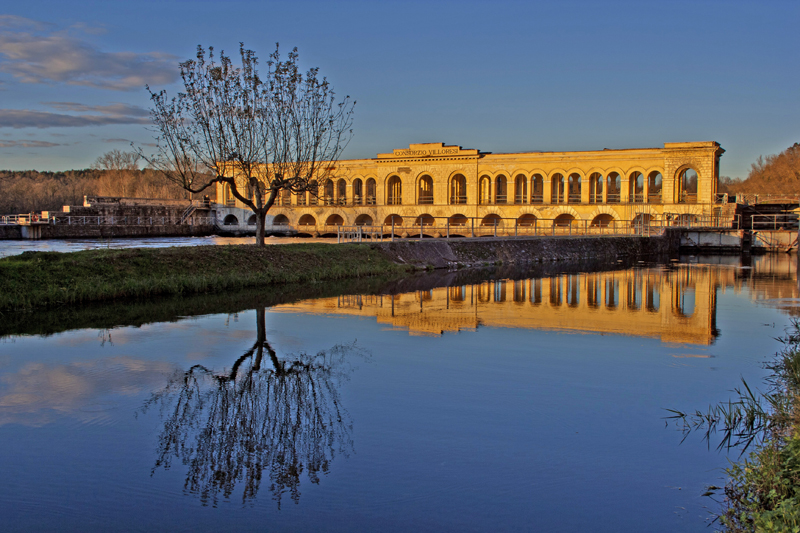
{"left": 218, "top": 141, "right": 725, "bottom": 233}
{"left": 270, "top": 255, "right": 799, "bottom": 346}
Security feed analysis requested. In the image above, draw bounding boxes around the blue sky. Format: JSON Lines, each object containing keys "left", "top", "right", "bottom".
{"left": 0, "top": 0, "right": 797, "bottom": 179}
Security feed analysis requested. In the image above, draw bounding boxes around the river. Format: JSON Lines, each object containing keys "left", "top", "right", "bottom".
{"left": 0, "top": 254, "right": 797, "bottom": 531}
{"left": 0, "top": 235, "right": 336, "bottom": 258}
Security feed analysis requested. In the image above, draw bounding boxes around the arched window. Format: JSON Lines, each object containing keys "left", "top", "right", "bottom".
{"left": 514, "top": 174, "right": 527, "bottom": 204}
{"left": 495, "top": 175, "right": 508, "bottom": 204}
{"left": 337, "top": 179, "right": 347, "bottom": 205}
{"left": 648, "top": 172, "right": 663, "bottom": 203}
{"left": 223, "top": 214, "right": 239, "bottom": 225}
{"left": 606, "top": 173, "right": 621, "bottom": 203}
{"left": 365, "top": 178, "right": 376, "bottom": 205}
{"left": 387, "top": 176, "right": 402, "bottom": 205}
{"left": 355, "top": 214, "right": 373, "bottom": 226}
{"left": 384, "top": 214, "right": 402, "bottom": 226}
{"left": 568, "top": 173, "right": 581, "bottom": 203}
{"left": 223, "top": 183, "right": 235, "bottom": 206}
{"left": 629, "top": 171, "right": 644, "bottom": 203}
{"left": 414, "top": 214, "right": 434, "bottom": 226}
{"left": 450, "top": 174, "right": 467, "bottom": 204}
{"left": 308, "top": 182, "right": 319, "bottom": 206}
{"left": 449, "top": 214, "right": 468, "bottom": 226}
{"left": 479, "top": 175, "right": 492, "bottom": 205}
{"left": 531, "top": 174, "right": 544, "bottom": 204}
{"left": 554, "top": 213, "right": 575, "bottom": 227}
{"left": 325, "top": 214, "right": 344, "bottom": 226}
{"left": 273, "top": 214, "right": 290, "bottom": 226}
{"left": 517, "top": 214, "right": 537, "bottom": 226}
{"left": 418, "top": 175, "right": 433, "bottom": 205}
{"left": 589, "top": 173, "right": 603, "bottom": 203}
{"left": 678, "top": 168, "right": 698, "bottom": 203}
{"left": 353, "top": 178, "right": 363, "bottom": 205}
{"left": 481, "top": 213, "right": 502, "bottom": 226}
{"left": 279, "top": 188, "right": 291, "bottom": 206}
{"left": 551, "top": 173, "right": 565, "bottom": 204}
{"left": 324, "top": 179, "right": 335, "bottom": 206}
{"left": 591, "top": 214, "right": 614, "bottom": 227}
{"left": 298, "top": 214, "right": 317, "bottom": 226}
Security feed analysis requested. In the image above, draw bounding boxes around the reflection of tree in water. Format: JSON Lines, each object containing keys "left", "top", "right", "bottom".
{"left": 143, "top": 308, "right": 363, "bottom": 507}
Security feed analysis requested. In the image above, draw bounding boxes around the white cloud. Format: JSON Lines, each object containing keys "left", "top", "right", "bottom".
{"left": 0, "top": 16, "right": 179, "bottom": 91}
{"left": 0, "top": 356, "right": 176, "bottom": 426}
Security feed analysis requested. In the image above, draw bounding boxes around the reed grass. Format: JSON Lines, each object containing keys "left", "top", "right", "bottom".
{"left": 667, "top": 320, "right": 800, "bottom": 531}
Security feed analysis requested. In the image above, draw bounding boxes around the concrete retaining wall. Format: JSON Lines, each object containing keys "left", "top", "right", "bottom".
{"left": 40, "top": 224, "right": 214, "bottom": 239}
{"left": 370, "top": 233, "right": 678, "bottom": 269}
{"left": 680, "top": 230, "right": 744, "bottom": 253}
{"left": 0, "top": 226, "right": 22, "bottom": 239}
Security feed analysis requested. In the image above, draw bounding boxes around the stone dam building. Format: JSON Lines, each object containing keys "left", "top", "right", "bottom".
{"left": 216, "top": 141, "right": 726, "bottom": 235}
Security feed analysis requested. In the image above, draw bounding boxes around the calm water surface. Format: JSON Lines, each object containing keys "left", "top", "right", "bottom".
{"left": 0, "top": 235, "right": 335, "bottom": 258}
{"left": 0, "top": 254, "right": 797, "bottom": 531}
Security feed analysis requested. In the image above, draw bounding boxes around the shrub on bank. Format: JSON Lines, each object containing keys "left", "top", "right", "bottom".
{"left": 671, "top": 321, "right": 800, "bottom": 531}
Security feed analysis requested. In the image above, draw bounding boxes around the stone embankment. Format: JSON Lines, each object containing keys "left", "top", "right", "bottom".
{"left": 371, "top": 233, "right": 679, "bottom": 269}
{"left": 0, "top": 223, "right": 213, "bottom": 240}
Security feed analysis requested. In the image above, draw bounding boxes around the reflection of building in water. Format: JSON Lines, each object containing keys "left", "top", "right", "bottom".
{"left": 710, "top": 254, "right": 800, "bottom": 316}
{"left": 273, "top": 266, "right": 732, "bottom": 345}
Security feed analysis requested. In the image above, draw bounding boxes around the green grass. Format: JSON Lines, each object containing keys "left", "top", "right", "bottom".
{"left": 0, "top": 244, "right": 411, "bottom": 312}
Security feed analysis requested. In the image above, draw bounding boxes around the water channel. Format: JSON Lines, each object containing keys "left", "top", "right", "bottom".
{"left": 0, "top": 235, "right": 335, "bottom": 258}
{"left": 1, "top": 253, "right": 798, "bottom": 531}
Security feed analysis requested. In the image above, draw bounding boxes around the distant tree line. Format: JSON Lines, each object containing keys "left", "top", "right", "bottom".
{"left": 719, "top": 142, "right": 800, "bottom": 195}
{"left": 0, "top": 150, "right": 214, "bottom": 215}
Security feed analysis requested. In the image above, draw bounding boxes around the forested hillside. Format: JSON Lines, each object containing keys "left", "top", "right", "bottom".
{"left": 0, "top": 150, "right": 213, "bottom": 214}
{"left": 720, "top": 143, "right": 800, "bottom": 195}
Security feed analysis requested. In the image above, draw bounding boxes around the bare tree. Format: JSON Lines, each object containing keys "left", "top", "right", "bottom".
{"left": 92, "top": 149, "right": 141, "bottom": 172}
{"left": 140, "top": 44, "right": 355, "bottom": 246}
{"left": 92, "top": 149, "right": 141, "bottom": 197}
{"left": 142, "top": 308, "right": 362, "bottom": 507}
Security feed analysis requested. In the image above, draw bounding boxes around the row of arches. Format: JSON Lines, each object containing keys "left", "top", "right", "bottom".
{"left": 226, "top": 168, "right": 700, "bottom": 208}
{"left": 275, "top": 212, "right": 699, "bottom": 228}
{"left": 461, "top": 275, "right": 698, "bottom": 316}
{"left": 278, "top": 177, "right": 379, "bottom": 207}
{"left": 385, "top": 168, "right": 697, "bottom": 206}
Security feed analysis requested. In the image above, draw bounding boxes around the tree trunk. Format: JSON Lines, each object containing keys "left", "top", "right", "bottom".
{"left": 255, "top": 209, "right": 267, "bottom": 247}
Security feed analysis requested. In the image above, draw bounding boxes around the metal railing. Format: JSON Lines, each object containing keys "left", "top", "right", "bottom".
{"left": 50, "top": 216, "right": 216, "bottom": 226}
{"left": 330, "top": 214, "right": 740, "bottom": 242}
{"left": 751, "top": 214, "right": 800, "bottom": 230}
{"left": 734, "top": 193, "right": 800, "bottom": 206}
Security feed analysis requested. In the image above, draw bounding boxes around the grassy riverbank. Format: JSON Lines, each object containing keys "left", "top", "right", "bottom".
{"left": 671, "top": 322, "right": 800, "bottom": 531}
{"left": 0, "top": 244, "right": 411, "bottom": 312}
